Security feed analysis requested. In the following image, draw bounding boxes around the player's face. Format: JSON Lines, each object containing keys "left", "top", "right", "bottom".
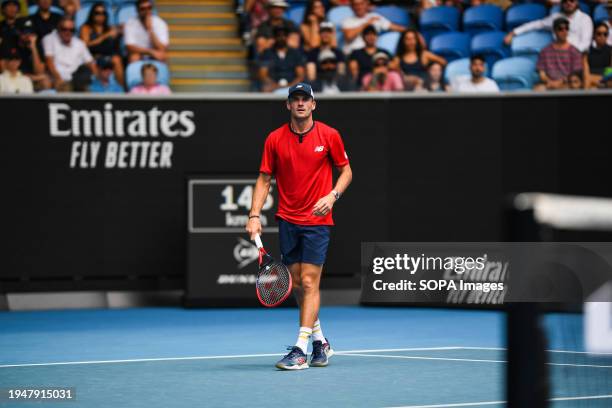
{"left": 286, "top": 94, "right": 316, "bottom": 119}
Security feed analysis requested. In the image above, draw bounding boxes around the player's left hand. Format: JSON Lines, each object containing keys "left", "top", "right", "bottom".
{"left": 312, "top": 193, "right": 335, "bottom": 216}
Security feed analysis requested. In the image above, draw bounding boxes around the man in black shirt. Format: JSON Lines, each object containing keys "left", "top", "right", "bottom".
{"left": 348, "top": 25, "right": 390, "bottom": 85}
{"left": 0, "top": 0, "right": 21, "bottom": 51}
{"left": 258, "top": 26, "right": 305, "bottom": 92}
{"left": 306, "top": 21, "right": 346, "bottom": 82}
{"left": 17, "top": 0, "right": 62, "bottom": 56}
{"left": 255, "top": 0, "right": 296, "bottom": 53}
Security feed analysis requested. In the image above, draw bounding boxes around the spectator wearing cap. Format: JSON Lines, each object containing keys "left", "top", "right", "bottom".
{"left": 255, "top": 0, "right": 296, "bottom": 54}
{"left": 341, "top": 0, "right": 405, "bottom": 55}
{"left": 535, "top": 18, "right": 582, "bottom": 90}
{"left": 124, "top": 0, "right": 169, "bottom": 62}
{"left": 391, "top": 29, "right": 445, "bottom": 91}
{"left": 450, "top": 55, "right": 499, "bottom": 92}
{"left": 504, "top": 0, "right": 593, "bottom": 53}
{"left": 306, "top": 21, "right": 345, "bottom": 82}
{"left": 89, "top": 56, "right": 123, "bottom": 92}
{"left": 300, "top": 0, "right": 328, "bottom": 52}
{"left": 17, "top": 0, "right": 63, "bottom": 55}
{"left": 43, "top": 17, "right": 97, "bottom": 89}
{"left": 583, "top": 22, "right": 611, "bottom": 88}
{"left": 130, "top": 62, "right": 171, "bottom": 94}
{"left": 80, "top": 1, "right": 123, "bottom": 86}
{"left": 348, "top": 25, "right": 389, "bottom": 85}
{"left": 258, "top": 25, "right": 305, "bottom": 92}
{"left": 310, "top": 48, "right": 355, "bottom": 93}
{"left": 2, "top": 14, "right": 48, "bottom": 89}
{"left": 361, "top": 51, "right": 404, "bottom": 91}
{"left": 0, "top": 46, "right": 33, "bottom": 92}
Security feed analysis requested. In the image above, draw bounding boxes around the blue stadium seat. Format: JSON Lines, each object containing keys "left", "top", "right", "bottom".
{"left": 286, "top": 5, "right": 306, "bottom": 26}
{"left": 377, "top": 31, "right": 401, "bottom": 55}
{"left": 444, "top": 57, "right": 489, "bottom": 83}
{"left": 117, "top": 3, "right": 137, "bottom": 25}
{"left": 491, "top": 56, "right": 537, "bottom": 90}
{"left": 471, "top": 31, "right": 510, "bottom": 67}
{"left": 81, "top": 0, "right": 113, "bottom": 7}
{"left": 376, "top": 5, "right": 411, "bottom": 26}
{"left": 593, "top": 4, "right": 609, "bottom": 24}
{"left": 511, "top": 30, "right": 552, "bottom": 63}
{"left": 549, "top": 2, "right": 590, "bottom": 15}
{"left": 336, "top": 29, "right": 344, "bottom": 50}
{"left": 28, "top": 5, "right": 64, "bottom": 15}
{"left": 419, "top": 6, "right": 460, "bottom": 44}
{"left": 462, "top": 5, "right": 504, "bottom": 36}
{"left": 126, "top": 60, "right": 170, "bottom": 90}
{"left": 505, "top": 4, "right": 547, "bottom": 31}
{"left": 328, "top": 6, "right": 353, "bottom": 27}
{"left": 430, "top": 32, "right": 471, "bottom": 62}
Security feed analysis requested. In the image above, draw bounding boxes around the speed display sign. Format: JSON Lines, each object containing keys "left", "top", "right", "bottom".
{"left": 186, "top": 177, "right": 280, "bottom": 306}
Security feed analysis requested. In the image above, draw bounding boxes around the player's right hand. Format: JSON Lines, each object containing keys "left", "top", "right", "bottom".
{"left": 246, "top": 217, "right": 262, "bottom": 240}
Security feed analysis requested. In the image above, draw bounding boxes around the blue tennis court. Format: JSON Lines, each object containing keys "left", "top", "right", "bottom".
{"left": 1, "top": 306, "right": 610, "bottom": 407}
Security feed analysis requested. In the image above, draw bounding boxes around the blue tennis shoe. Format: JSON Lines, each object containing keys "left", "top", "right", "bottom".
{"left": 310, "top": 338, "right": 333, "bottom": 367}
{"left": 276, "top": 346, "right": 309, "bottom": 370}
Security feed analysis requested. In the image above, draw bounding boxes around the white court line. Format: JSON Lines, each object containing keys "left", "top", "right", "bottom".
{"left": 458, "top": 346, "right": 612, "bottom": 356}
{"left": 386, "top": 394, "right": 612, "bottom": 408}
{"left": 0, "top": 346, "right": 460, "bottom": 369}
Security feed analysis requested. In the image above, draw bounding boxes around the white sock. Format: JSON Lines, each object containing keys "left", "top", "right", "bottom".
{"left": 312, "top": 319, "right": 325, "bottom": 342}
{"left": 295, "top": 326, "right": 312, "bottom": 353}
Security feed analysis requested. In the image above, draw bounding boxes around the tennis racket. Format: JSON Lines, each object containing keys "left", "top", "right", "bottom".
{"left": 253, "top": 234, "right": 292, "bottom": 307}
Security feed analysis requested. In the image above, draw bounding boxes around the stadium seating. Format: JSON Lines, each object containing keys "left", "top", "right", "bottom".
{"left": 328, "top": 6, "right": 353, "bottom": 27}
{"left": 28, "top": 5, "right": 64, "bottom": 15}
{"left": 376, "top": 5, "right": 411, "bottom": 26}
{"left": 491, "top": 56, "right": 537, "bottom": 90}
{"left": 286, "top": 5, "right": 306, "bottom": 26}
{"left": 419, "top": 6, "right": 461, "bottom": 44}
{"left": 505, "top": 4, "right": 547, "bottom": 31}
{"left": 549, "top": 2, "right": 590, "bottom": 15}
{"left": 126, "top": 60, "right": 170, "bottom": 90}
{"left": 117, "top": 2, "right": 138, "bottom": 25}
{"left": 593, "top": 4, "right": 609, "bottom": 24}
{"left": 462, "top": 4, "right": 504, "bottom": 36}
{"left": 430, "top": 32, "right": 471, "bottom": 62}
{"left": 444, "top": 57, "right": 490, "bottom": 83}
{"left": 471, "top": 31, "right": 510, "bottom": 67}
{"left": 511, "top": 30, "right": 553, "bottom": 63}
{"left": 75, "top": 3, "right": 117, "bottom": 31}
{"left": 377, "top": 31, "right": 401, "bottom": 55}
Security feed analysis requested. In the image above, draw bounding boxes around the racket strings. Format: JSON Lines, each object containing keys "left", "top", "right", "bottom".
{"left": 257, "top": 263, "right": 291, "bottom": 306}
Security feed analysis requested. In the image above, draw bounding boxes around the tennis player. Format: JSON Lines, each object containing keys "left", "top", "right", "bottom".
{"left": 246, "top": 83, "right": 352, "bottom": 370}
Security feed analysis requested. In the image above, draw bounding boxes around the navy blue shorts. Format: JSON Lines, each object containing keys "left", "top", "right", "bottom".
{"left": 278, "top": 218, "right": 331, "bottom": 266}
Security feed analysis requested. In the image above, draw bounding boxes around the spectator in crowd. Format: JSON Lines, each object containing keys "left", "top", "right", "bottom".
{"left": 300, "top": 0, "right": 328, "bottom": 51}
{"left": 43, "top": 17, "right": 97, "bottom": 89}
{"left": 255, "top": 0, "right": 296, "bottom": 54}
{"left": 348, "top": 25, "right": 388, "bottom": 85}
{"left": 567, "top": 70, "right": 583, "bottom": 89}
{"left": 362, "top": 51, "right": 404, "bottom": 91}
{"left": 0, "top": 47, "right": 33, "bottom": 92}
{"left": 391, "top": 29, "right": 446, "bottom": 90}
{"left": 310, "top": 48, "right": 355, "bottom": 93}
{"left": 0, "top": 0, "right": 26, "bottom": 21}
{"left": 18, "top": 0, "right": 63, "bottom": 54}
{"left": 583, "top": 22, "right": 611, "bottom": 88}
{"left": 341, "top": 0, "right": 405, "bottom": 55}
{"left": 258, "top": 25, "right": 305, "bottom": 92}
{"left": 59, "top": 0, "right": 80, "bottom": 9}
{"left": 71, "top": 63, "right": 91, "bottom": 91}
{"left": 130, "top": 62, "right": 171, "bottom": 94}
{"left": 2, "top": 20, "right": 48, "bottom": 89}
{"left": 534, "top": 18, "right": 582, "bottom": 90}
{"left": 504, "top": 0, "right": 593, "bottom": 53}
{"left": 450, "top": 55, "right": 499, "bottom": 92}
{"left": 306, "top": 21, "right": 345, "bottom": 81}
{"left": 422, "top": 61, "right": 446, "bottom": 92}
{"left": 243, "top": 0, "right": 268, "bottom": 40}
{"left": 603, "top": 4, "right": 611, "bottom": 46}
{"left": 80, "top": 1, "right": 123, "bottom": 86}
{"left": 62, "top": 0, "right": 78, "bottom": 21}
{"left": 90, "top": 56, "right": 123, "bottom": 92}
{"left": 124, "top": 0, "right": 169, "bottom": 62}
{"left": 0, "top": 0, "right": 21, "bottom": 51}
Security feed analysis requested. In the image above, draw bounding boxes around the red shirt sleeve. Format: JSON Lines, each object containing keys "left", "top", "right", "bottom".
{"left": 259, "top": 134, "right": 276, "bottom": 175}
{"left": 329, "top": 130, "right": 349, "bottom": 168}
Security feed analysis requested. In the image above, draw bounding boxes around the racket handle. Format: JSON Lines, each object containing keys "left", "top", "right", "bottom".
{"left": 254, "top": 234, "right": 263, "bottom": 249}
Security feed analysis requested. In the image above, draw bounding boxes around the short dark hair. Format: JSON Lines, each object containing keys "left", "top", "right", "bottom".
{"left": 362, "top": 25, "right": 376, "bottom": 37}
{"left": 137, "top": 0, "right": 152, "bottom": 7}
{"left": 553, "top": 17, "right": 569, "bottom": 30}
{"left": 141, "top": 63, "right": 158, "bottom": 76}
{"left": 470, "top": 54, "right": 485, "bottom": 64}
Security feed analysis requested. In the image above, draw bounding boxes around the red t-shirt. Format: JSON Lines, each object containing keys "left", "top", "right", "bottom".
{"left": 259, "top": 121, "right": 349, "bottom": 226}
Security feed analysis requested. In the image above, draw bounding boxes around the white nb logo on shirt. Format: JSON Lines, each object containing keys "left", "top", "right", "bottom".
{"left": 314, "top": 145, "right": 324, "bottom": 152}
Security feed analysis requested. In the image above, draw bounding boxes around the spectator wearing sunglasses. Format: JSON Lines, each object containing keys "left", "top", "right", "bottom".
{"left": 583, "top": 22, "right": 611, "bottom": 88}
{"left": 535, "top": 18, "right": 582, "bottom": 90}
{"left": 361, "top": 51, "right": 404, "bottom": 92}
{"left": 43, "top": 17, "right": 97, "bottom": 89}
{"left": 124, "top": 0, "right": 168, "bottom": 62}
{"left": 504, "top": 0, "right": 593, "bottom": 53}
{"left": 80, "top": 1, "right": 123, "bottom": 86}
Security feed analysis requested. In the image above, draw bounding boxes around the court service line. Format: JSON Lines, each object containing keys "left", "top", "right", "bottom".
{"left": 0, "top": 346, "right": 460, "bottom": 369}
{"left": 386, "top": 394, "right": 612, "bottom": 408}
{"left": 458, "top": 346, "right": 612, "bottom": 355}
